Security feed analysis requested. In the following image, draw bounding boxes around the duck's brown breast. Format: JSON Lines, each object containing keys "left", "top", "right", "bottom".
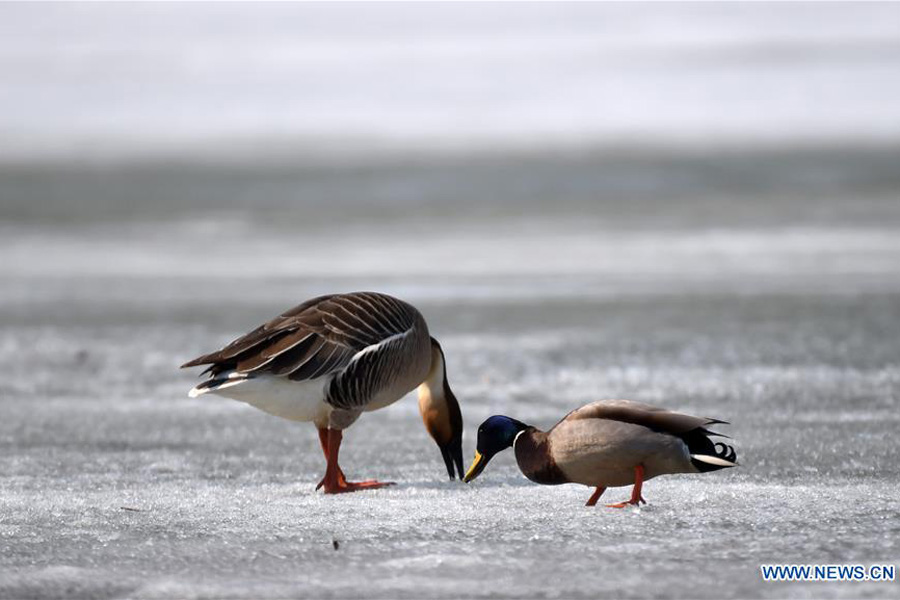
{"left": 513, "top": 428, "right": 569, "bottom": 485}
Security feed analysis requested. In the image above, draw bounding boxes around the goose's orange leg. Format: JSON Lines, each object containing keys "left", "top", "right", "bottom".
{"left": 315, "top": 428, "right": 347, "bottom": 489}
{"left": 585, "top": 486, "right": 607, "bottom": 506}
{"left": 606, "top": 465, "right": 648, "bottom": 508}
{"left": 318, "top": 429, "right": 395, "bottom": 494}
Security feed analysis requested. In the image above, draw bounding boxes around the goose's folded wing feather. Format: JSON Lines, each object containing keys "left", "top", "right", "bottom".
{"left": 180, "top": 292, "right": 417, "bottom": 382}
{"left": 180, "top": 294, "right": 331, "bottom": 368}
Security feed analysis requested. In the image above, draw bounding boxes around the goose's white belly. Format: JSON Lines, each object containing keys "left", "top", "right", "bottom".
{"left": 206, "top": 374, "right": 331, "bottom": 424}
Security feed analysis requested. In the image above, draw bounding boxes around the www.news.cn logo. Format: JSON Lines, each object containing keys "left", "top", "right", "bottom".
{"left": 760, "top": 564, "right": 896, "bottom": 582}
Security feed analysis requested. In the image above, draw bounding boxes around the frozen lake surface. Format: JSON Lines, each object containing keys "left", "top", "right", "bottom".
{"left": 2, "top": 286, "right": 900, "bottom": 599}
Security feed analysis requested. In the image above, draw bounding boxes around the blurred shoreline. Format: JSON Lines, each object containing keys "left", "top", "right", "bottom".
{"left": 2, "top": 135, "right": 900, "bottom": 171}
{"left": 3, "top": 141, "right": 899, "bottom": 222}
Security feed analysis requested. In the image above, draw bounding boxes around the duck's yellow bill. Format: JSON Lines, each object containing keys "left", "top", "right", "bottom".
{"left": 463, "top": 451, "right": 486, "bottom": 483}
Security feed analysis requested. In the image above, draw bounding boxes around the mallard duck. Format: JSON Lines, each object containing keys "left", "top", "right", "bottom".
{"left": 463, "top": 399, "right": 736, "bottom": 507}
{"left": 181, "top": 292, "right": 464, "bottom": 494}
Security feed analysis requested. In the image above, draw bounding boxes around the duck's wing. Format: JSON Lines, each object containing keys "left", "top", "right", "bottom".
{"left": 561, "top": 399, "right": 737, "bottom": 470}
{"left": 561, "top": 399, "right": 727, "bottom": 435}
{"left": 181, "top": 292, "right": 418, "bottom": 385}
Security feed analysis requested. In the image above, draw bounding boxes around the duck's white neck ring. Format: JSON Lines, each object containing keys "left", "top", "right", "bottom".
{"left": 513, "top": 429, "right": 527, "bottom": 449}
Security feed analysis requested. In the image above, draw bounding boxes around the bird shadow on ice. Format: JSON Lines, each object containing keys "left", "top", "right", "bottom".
{"left": 272, "top": 479, "right": 534, "bottom": 497}
{"left": 385, "top": 478, "right": 534, "bottom": 491}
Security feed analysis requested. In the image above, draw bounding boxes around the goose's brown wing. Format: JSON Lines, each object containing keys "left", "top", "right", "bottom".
{"left": 181, "top": 292, "right": 418, "bottom": 383}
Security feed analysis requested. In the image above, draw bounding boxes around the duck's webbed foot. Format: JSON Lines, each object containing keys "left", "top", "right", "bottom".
{"left": 605, "top": 496, "right": 647, "bottom": 508}
{"left": 605, "top": 465, "right": 646, "bottom": 508}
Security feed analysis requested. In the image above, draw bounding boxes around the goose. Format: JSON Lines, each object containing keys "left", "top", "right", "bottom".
{"left": 181, "top": 292, "right": 464, "bottom": 494}
{"left": 463, "top": 399, "right": 736, "bottom": 507}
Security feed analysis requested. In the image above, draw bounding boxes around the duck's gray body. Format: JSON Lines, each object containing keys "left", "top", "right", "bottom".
{"left": 513, "top": 399, "right": 736, "bottom": 487}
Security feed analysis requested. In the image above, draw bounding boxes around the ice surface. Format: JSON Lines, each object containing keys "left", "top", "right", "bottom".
{"left": 3, "top": 275, "right": 899, "bottom": 598}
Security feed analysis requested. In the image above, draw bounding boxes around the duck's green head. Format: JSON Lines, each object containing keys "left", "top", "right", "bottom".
{"left": 463, "top": 415, "right": 529, "bottom": 483}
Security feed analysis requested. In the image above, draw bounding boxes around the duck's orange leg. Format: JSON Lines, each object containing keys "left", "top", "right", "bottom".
{"left": 318, "top": 429, "right": 395, "bottom": 494}
{"left": 585, "top": 486, "right": 607, "bottom": 506}
{"left": 606, "top": 465, "right": 648, "bottom": 508}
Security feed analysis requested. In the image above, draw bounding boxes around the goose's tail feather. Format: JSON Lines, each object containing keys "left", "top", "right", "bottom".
{"left": 187, "top": 372, "right": 251, "bottom": 398}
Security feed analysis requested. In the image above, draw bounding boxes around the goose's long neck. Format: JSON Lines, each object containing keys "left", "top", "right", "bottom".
{"left": 417, "top": 339, "right": 462, "bottom": 446}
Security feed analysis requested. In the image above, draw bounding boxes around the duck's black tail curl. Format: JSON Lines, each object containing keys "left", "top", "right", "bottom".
{"left": 683, "top": 428, "right": 739, "bottom": 472}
